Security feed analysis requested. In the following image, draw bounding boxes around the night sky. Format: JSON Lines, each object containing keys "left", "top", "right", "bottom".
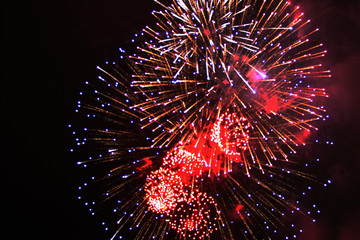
{"left": 3, "top": 0, "right": 360, "bottom": 239}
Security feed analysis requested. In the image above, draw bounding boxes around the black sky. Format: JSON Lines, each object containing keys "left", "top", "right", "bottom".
{"left": 3, "top": 0, "right": 360, "bottom": 239}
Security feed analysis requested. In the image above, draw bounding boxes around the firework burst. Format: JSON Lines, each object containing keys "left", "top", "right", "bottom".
{"left": 72, "top": 0, "right": 331, "bottom": 239}
{"left": 167, "top": 189, "right": 219, "bottom": 239}
{"left": 144, "top": 167, "right": 186, "bottom": 213}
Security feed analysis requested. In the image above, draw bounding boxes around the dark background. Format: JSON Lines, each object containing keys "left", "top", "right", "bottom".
{"left": 3, "top": 0, "right": 360, "bottom": 239}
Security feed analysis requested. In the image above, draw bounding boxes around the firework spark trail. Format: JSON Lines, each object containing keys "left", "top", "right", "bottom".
{"left": 72, "top": 0, "right": 332, "bottom": 239}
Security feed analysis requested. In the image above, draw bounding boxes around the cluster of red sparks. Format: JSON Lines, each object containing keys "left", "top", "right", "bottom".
{"left": 167, "top": 189, "right": 218, "bottom": 239}
{"left": 210, "top": 112, "right": 251, "bottom": 160}
{"left": 144, "top": 168, "right": 185, "bottom": 213}
{"left": 145, "top": 112, "right": 250, "bottom": 237}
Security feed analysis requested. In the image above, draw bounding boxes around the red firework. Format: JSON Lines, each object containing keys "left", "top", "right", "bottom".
{"left": 144, "top": 168, "right": 186, "bottom": 213}
{"left": 167, "top": 189, "right": 219, "bottom": 240}
{"left": 210, "top": 112, "right": 251, "bottom": 161}
{"left": 162, "top": 148, "right": 206, "bottom": 184}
